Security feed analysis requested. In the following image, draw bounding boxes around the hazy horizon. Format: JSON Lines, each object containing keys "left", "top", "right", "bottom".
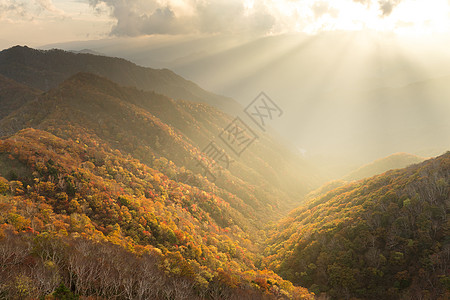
{"left": 1, "top": 0, "right": 449, "bottom": 178}
{"left": 35, "top": 31, "right": 450, "bottom": 177}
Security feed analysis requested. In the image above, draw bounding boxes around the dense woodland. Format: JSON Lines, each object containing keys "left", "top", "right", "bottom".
{"left": 264, "top": 153, "right": 449, "bottom": 299}
{"left": 0, "top": 46, "right": 448, "bottom": 299}
{"left": 0, "top": 128, "right": 312, "bottom": 299}
{"left": 0, "top": 71, "right": 318, "bottom": 218}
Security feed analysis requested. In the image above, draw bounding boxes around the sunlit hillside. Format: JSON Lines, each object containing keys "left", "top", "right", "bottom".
{"left": 264, "top": 153, "right": 449, "bottom": 299}
{"left": 0, "top": 0, "right": 449, "bottom": 298}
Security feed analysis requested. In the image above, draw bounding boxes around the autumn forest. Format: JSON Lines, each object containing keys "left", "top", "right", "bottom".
{"left": 0, "top": 46, "right": 448, "bottom": 300}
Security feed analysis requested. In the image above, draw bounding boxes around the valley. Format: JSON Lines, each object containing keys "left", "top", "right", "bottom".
{"left": 0, "top": 46, "right": 448, "bottom": 300}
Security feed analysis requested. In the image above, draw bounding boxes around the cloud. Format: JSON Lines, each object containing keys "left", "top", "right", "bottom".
{"left": 89, "top": 0, "right": 275, "bottom": 36}
{"left": 0, "top": 0, "right": 27, "bottom": 19}
{"left": 34, "top": 0, "right": 65, "bottom": 15}
{"left": 88, "top": 0, "right": 183, "bottom": 36}
{"left": 88, "top": 0, "right": 443, "bottom": 37}
{"left": 353, "top": 0, "right": 403, "bottom": 16}
{"left": 196, "top": 0, "right": 274, "bottom": 34}
{"left": 113, "top": 5, "right": 188, "bottom": 36}
{"left": 378, "top": 0, "right": 402, "bottom": 16}
{"left": 311, "top": 1, "right": 338, "bottom": 18}
{"left": 353, "top": 0, "right": 371, "bottom": 6}
{"left": 0, "top": 0, "right": 66, "bottom": 21}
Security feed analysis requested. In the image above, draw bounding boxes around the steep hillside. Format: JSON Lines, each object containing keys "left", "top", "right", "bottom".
{"left": 264, "top": 153, "right": 449, "bottom": 299}
{"left": 0, "top": 74, "right": 40, "bottom": 120}
{"left": 0, "top": 46, "right": 241, "bottom": 114}
{"left": 0, "top": 57, "right": 322, "bottom": 298}
{"left": 0, "top": 72, "right": 319, "bottom": 219}
{"left": 0, "top": 128, "right": 313, "bottom": 299}
{"left": 344, "top": 152, "right": 426, "bottom": 181}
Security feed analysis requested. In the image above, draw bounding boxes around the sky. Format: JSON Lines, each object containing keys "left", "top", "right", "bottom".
{"left": 1, "top": 0, "right": 450, "bottom": 49}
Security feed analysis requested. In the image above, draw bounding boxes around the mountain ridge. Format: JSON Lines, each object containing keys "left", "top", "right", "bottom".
{"left": 343, "top": 152, "right": 427, "bottom": 181}
{"left": 0, "top": 71, "right": 320, "bottom": 220}
{"left": 0, "top": 45, "right": 242, "bottom": 115}
{"left": 0, "top": 74, "right": 40, "bottom": 120}
{"left": 0, "top": 45, "right": 447, "bottom": 300}
{"left": 0, "top": 127, "right": 313, "bottom": 299}
{"left": 264, "top": 152, "right": 449, "bottom": 299}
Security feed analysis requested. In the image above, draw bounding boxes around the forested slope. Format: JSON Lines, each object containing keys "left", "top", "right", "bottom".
{"left": 0, "top": 72, "right": 318, "bottom": 219}
{"left": 0, "top": 46, "right": 241, "bottom": 114}
{"left": 0, "top": 74, "right": 40, "bottom": 120}
{"left": 0, "top": 128, "right": 313, "bottom": 299}
{"left": 264, "top": 153, "right": 449, "bottom": 299}
{"left": 0, "top": 67, "right": 319, "bottom": 299}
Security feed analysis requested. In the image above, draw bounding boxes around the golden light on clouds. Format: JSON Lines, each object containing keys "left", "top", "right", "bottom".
{"left": 0, "top": 0, "right": 449, "bottom": 48}
{"left": 269, "top": 0, "right": 450, "bottom": 35}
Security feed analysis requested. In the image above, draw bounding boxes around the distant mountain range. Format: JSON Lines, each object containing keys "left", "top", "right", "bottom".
{"left": 0, "top": 74, "right": 40, "bottom": 120}
{"left": 0, "top": 46, "right": 242, "bottom": 115}
{"left": 0, "top": 46, "right": 320, "bottom": 299}
{"left": 343, "top": 152, "right": 427, "bottom": 181}
{"left": 41, "top": 34, "right": 450, "bottom": 170}
{"left": 0, "top": 45, "right": 447, "bottom": 300}
{"left": 0, "top": 70, "right": 320, "bottom": 218}
{"left": 69, "top": 49, "right": 105, "bottom": 56}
